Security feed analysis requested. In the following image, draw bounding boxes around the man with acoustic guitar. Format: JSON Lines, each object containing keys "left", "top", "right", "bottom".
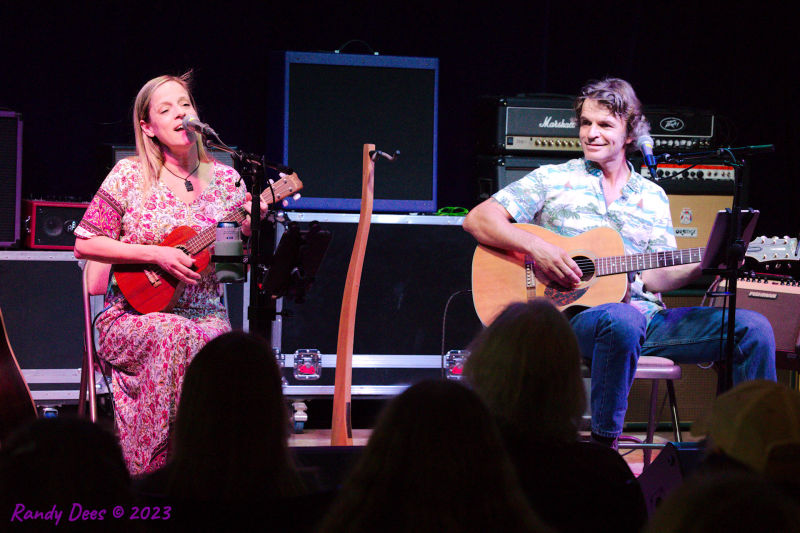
{"left": 463, "top": 78, "right": 776, "bottom": 448}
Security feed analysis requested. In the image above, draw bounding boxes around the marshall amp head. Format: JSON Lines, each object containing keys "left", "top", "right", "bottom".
{"left": 477, "top": 96, "right": 582, "bottom": 154}
{"left": 644, "top": 107, "right": 716, "bottom": 152}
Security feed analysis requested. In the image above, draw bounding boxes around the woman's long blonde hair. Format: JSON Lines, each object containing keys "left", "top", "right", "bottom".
{"left": 132, "top": 71, "right": 211, "bottom": 192}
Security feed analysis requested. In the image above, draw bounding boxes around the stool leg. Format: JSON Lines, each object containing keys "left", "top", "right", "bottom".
{"left": 644, "top": 380, "right": 659, "bottom": 466}
{"left": 666, "top": 380, "right": 682, "bottom": 443}
{"left": 78, "top": 350, "right": 89, "bottom": 418}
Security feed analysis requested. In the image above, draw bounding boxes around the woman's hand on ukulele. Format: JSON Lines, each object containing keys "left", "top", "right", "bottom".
{"left": 241, "top": 192, "right": 269, "bottom": 237}
{"left": 152, "top": 246, "right": 201, "bottom": 285}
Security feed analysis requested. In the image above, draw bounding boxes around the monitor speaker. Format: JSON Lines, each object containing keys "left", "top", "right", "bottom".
{"left": 637, "top": 442, "right": 705, "bottom": 515}
{"left": 0, "top": 112, "right": 22, "bottom": 247}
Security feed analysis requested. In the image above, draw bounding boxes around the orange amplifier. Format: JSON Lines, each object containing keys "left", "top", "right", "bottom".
{"left": 715, "top": 277, "right": 800, "bottom": 370}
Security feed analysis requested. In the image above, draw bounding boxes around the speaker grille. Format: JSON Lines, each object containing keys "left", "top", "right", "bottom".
{"left": 23, "top": 201, "right": 89, "bottom": 250}
{"left": 0, "top": 112, "right": 22, "bottom": 247}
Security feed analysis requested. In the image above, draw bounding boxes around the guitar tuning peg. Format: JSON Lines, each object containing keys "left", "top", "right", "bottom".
{"left": 293, "top": 193, "right": 302, "bottom": 201}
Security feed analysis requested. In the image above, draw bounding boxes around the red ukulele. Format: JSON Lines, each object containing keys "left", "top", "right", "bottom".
{"left": 115, "top": 173, "right": 302, "bottom": 314}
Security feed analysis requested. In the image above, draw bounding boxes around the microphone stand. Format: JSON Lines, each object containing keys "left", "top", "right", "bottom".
{"left": 203, "top": 133, "right": 294, "bottom": 343}
{"left": 656, "top": 144, "right": 773, "bottom": 393}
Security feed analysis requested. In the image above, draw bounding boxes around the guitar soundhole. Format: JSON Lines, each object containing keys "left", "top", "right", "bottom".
{"left": 573, "top": 255, "right": 595, "bottom": 282}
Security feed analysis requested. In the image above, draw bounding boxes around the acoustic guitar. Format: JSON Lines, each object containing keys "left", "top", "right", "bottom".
{"left": 0, "top": 306, "right": 37, "bottom": 444}
{"left": 115, "top": 173, "right": 302, "bottom": 314}
{"left": 471, "top": 224, "right": 705, "bottom": 325}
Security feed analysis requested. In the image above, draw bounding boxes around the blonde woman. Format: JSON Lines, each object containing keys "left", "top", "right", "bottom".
{"left": 74, "top": 72, "right": 264, "bottom": 475}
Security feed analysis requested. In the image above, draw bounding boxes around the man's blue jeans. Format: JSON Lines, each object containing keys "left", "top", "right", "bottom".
{"left": 570, "top": 304, "right": 777, "bottom": 439}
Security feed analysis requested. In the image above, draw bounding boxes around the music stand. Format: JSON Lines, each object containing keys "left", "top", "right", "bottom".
{"left": 703, "top": 208, "right": 759, "bottom": 392}
{"left": 701, "top": 209, "right": 759, "bottom": 271}
{"left": 261, "top": 220, "right": 331, "bottom": 303}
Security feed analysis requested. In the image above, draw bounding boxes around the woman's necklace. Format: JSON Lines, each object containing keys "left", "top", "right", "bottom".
{"left": 163, "top": 162, "right": 201, "bottom": 192}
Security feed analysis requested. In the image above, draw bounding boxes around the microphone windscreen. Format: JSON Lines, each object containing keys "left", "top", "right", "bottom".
{"left": 636, "top": 135, "right": 654, "bottom": 151}
{"left": 182, "top": 115, "right": 199, "bottom": 131}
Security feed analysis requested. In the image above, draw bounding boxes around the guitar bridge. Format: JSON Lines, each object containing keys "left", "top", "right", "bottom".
{"left": 525, "top": 256, "right": 536, "bottom": 299}
{"left": 144, "top": 269, "right": 162, "bottom": 287}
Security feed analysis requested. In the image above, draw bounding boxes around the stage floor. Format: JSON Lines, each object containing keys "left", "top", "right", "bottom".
{"left": 288, "top": 429, "right": 700, "bottom": 477}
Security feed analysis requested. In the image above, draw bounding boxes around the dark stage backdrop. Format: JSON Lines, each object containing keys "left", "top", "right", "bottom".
{"left": 0, "top": 2, "right": 797, "bottom": 238}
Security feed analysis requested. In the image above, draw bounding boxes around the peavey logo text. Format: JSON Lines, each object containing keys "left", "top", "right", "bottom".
{"left": 660, "top": 117, "right": 685, "bottom": 132}
{"left": 538, "top": 116, "right": 577, "bottom": 129}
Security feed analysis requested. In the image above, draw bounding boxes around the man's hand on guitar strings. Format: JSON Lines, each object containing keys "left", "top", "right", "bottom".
{"left": 530, "top": 240, "right": 583, "bottom": 288}
{"left": 153, "top": 246, "right": 201, "bottom": 285}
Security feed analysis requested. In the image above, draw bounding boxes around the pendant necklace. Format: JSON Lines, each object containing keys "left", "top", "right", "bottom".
{"left": 163, "top": 162, "right": 200, "bottom": 192}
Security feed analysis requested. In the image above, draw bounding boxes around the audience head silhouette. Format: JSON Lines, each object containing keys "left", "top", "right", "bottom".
{"left": 645, "top": 471, "right": 800, "bottom": 533}
{"left": 0, "top": 417, "right": 131, "bottom": 510}
{"left": 465, "top": 299, "right": 586, "bottom": 441}
{"left": 167, "top": 330, "right": 303, "bottom": 501}
{"left": 317, "top": 379, "right": 550, "bottom": 533}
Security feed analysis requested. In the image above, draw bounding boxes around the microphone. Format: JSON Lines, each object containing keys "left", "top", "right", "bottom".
{"left": 636, "top": 135, "right": 659, "bottom": 180}
{"left": 182, "top": 115, "right": 218, "bottom": 138}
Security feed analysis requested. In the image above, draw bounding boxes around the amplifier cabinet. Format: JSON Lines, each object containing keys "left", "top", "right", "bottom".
{"left": 0, "top": 111, "right": 22, "bottom": 248}
{"left": 268, "top": 52, "right": 439, "bottom": 213}
{"left": 257, "top": 213, "right": 483, "bottom": 396}
{"left": 714, "top": 278, "right": 800, "bottom": 370}
{"left": 23, "top": 200, "right": 89, "bottom": 250}
{"left": 667, "top": 194, "right": 732, "bottom": 250}
{"left": 476, "top": 154, "right": 573, "bottom": 201}
{"left": 0, "top": 252, "right": 86, "bottom": 402}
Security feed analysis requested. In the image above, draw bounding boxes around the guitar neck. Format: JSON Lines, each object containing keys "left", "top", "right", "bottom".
{"left": 596, "top": 247, "right": 705, "bottom": 276}
{"left": 181, "top": 174, "right": 301, "bottom": 256}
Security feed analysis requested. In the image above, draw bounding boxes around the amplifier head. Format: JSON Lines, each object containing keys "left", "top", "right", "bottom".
{"left": 644, "top": 107, "right": 716, "bottom": 152}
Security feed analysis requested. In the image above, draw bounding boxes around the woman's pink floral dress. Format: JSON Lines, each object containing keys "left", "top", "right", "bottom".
{"left": 76, "top": 158, "right": 246, "bottom": 475}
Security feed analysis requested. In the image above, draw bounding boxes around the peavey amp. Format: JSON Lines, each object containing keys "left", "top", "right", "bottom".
{"left": 644, "top": 107, "right": 716, "bottom": 153}
{"left": 477, "top": 95, "right": 581, "bottom": 154}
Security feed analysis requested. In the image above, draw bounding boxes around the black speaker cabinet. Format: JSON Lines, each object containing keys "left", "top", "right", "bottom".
{"left": 476, "top": 154, "right": 573, "bottom": 201}
{"left": 0, "top": 112, "right": 22, "bottom": 247}
{"left": 23, "top": 200, "right": 89, "bottom": 250}
{"left": 267, "top": 52, "right": 439, "bottom": 213}
{"left": 271, "top": 213, "right": 482, "bottom": 356}
{"left": 0, "top": 252, "right": 83, "bottom": 369}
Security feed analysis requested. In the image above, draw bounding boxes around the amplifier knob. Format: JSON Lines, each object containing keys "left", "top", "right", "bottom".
{"left": 697, "top": 171, "right": 704, "bottom": 179}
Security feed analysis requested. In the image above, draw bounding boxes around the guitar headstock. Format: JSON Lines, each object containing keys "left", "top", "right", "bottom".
{"left": 746, "top": 235, "right": 799, "bottom": 262}
{"left": 260, "top": 172, "right": 304, "bottom": 206}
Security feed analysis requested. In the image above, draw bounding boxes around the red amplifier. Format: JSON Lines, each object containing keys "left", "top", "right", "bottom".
{"left": 23, "top": 200, "right": 89, "bottom": 250}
